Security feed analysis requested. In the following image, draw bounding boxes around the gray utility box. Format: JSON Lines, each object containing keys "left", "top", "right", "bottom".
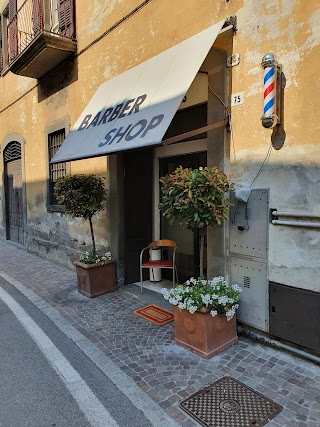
{"left": 269, "top": 282, "right": 320, "bottom": 353}
{"left": 230, "top": 258, "right": 268, "bottom": 331}
{"left": 229, "top": 190, "right": 269, "bottom": 332}
{"left": 229, "top": 190, "right": 269, "bottom": 259}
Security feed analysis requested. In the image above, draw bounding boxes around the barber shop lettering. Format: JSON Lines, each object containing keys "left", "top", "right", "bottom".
{"left": 77, "top": 94, "right": 164, "bottom": 147}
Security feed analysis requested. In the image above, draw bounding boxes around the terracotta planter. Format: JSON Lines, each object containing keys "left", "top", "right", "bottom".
{"left": 173, "top": 306, "right": 238, "bottom": 359}
{"left": 74, "top": 260, "right": 117, "bottom": 298}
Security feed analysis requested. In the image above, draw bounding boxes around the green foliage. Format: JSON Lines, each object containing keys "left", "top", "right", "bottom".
{"left": 54, "top": 174, "right": 107, "bottom": 257}
{"left": 159, "top": 166, "right": 233, "bottom": 230}
{"left": 162, "top": 277, "right": 242, "bottom": 320}
{"left": 54, "top": 174, "right": 107, "bottom": 220}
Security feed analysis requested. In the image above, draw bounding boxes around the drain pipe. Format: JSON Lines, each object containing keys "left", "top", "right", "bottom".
{"left": 237, "top": 325, "right": 320, "bottom": 366}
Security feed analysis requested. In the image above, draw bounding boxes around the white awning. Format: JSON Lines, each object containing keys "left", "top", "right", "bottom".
{"left": 51, "top": 20, "right": 225, "bottom": 163}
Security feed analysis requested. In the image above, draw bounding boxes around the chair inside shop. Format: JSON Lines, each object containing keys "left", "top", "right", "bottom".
{"left": 139, "top": 240, "right": 178, "bottom": 293}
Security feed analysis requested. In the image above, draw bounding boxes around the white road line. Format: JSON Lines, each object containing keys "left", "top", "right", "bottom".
{"left": 0, "top": 271, "right": 182, "bottom": 427}
{"left": 0, "top": 286, "right": 119, "bottom": 427}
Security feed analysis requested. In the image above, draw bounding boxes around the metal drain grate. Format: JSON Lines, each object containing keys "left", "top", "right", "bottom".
{"left": 180, "top": 376, "right": 282, "bottom": 427}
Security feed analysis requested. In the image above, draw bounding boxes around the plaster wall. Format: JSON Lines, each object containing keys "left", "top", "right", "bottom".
{"left": 0, "top": 0, "right": 319, "bottom": 288}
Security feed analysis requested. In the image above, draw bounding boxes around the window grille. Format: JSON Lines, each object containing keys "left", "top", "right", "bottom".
{"left": 48, "top": 129, "right": 66, "bottom": 205}
{"left": 4, "top": 141, "right": 21, "bottom": 162}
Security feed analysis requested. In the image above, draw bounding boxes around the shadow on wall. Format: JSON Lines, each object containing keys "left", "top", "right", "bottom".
{"left": 0, "top": 156, "right": 320, "bottom": 272}
{"left": 271, "top": 71, "right": 286, "bottom": 150}
{"left": 37, "top": 56, "right": 79, "bottom": 103}
{"left": 0, "top": 174, "right": 110, "bottom": 269}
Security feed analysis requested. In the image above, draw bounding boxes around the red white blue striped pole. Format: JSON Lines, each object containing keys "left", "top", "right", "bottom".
{"left": 261, "top": 54, "right": 279, "bottom": 128}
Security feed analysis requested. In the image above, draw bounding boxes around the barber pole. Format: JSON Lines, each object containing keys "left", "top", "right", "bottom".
{"left": 261, "top": 54, "right": 279, "bottom": 128}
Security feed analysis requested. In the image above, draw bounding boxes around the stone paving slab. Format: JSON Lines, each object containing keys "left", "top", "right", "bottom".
{"left": 0, "top": 242, "right": 319, "bottom": 427}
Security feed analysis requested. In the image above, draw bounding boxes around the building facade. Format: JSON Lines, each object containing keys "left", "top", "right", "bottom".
{"left": 0, "top": 0, "right": 319, "bottom": 354}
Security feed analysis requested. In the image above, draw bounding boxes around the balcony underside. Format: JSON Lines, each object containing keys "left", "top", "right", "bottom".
{"left": 8, "top": 31, "right": 77, "bottom": 79}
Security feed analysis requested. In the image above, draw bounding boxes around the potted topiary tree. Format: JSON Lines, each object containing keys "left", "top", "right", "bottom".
{"left": 159, "top": 166, "right": 238, "bottom": 358}
{"left": 54, "top": 174, "right": 116, "bottom": 298}
{"left": 159, "top": 166, "right": 233, "bottom": 276}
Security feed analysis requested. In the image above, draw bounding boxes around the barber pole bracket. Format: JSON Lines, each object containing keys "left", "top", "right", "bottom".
{"left": 261, "top": 54, "right": 282, "bottom": 129}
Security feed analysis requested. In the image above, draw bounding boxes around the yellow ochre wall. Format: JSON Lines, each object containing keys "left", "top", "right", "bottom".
{"left": 0, "top": 0, "right": 319, "bottom": 289}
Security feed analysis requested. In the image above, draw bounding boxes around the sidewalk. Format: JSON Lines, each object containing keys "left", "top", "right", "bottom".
{"left": 0, "top": 241, "right": 319, "bottom": 427}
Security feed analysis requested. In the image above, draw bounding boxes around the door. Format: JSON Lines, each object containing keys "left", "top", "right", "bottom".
{"left": 159, "top": 152, "right": 207, "bottom": 283}
{"left": 4, "top": 142, "right": 24, "bottom": 245}
{"left": 124, "top": 148, "right": 153, "bottom": 283}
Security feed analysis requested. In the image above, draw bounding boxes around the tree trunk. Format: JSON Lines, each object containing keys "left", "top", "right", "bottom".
{"left": 89, "top": 216, "right": 96, "bottom": 256}
{"left": 199, "top": 227, "right": 206, "bottom": 277}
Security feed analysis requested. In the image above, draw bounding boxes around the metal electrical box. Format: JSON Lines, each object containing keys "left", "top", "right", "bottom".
{"left": 230, "top": 258, "right": 268, "bottom": 331}
{"left": 230, "top": 190, "right": 269, "bottom": 259}
{"left": 229, "top": 189, "right": 269, "bottom": 332}
{"left": 269, "top": 282, "right": 320, "bottom": 353}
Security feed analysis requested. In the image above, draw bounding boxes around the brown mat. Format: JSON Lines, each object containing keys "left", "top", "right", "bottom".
{"left": 134, "top": 304, "right": 174, "bottom": 326}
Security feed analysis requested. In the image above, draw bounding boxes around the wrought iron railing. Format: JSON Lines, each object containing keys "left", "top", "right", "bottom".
{"left": 6, "top": 0, "right": 74, "bottom": 65}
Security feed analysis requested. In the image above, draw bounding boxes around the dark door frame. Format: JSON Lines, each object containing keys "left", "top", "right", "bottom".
{"left": 123, "top": 148, "right": 154, "bottom": 284}
{"left": 1, "top": 133, "right": 27, "bottom": 246}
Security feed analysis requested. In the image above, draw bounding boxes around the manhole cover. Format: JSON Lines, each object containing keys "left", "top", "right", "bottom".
{"left": 180, "top": 376, "right": 282, "bottom": 427}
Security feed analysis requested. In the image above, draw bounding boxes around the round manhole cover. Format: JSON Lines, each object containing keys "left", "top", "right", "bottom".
{"left": 219, "top": 399, "right": 240, "bottom": 414}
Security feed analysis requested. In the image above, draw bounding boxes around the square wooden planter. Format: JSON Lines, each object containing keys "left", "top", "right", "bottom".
{"left": 74, "top": 260, "right": 117, "bottom": 298}
{"left": 174, "top": 306, "right": 238, "bottom": 359}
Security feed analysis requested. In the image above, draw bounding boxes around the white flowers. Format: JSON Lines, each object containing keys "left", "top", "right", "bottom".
{"left": 162, "top": 276, "right": 242, "bottom": 320}
{"left": 79, "top": 250, "right": 112, "bottom": 264}
{"left": 188, "top": 305, "right": 198, "bottom": 314}
{"left": 201, "top": 294, "right": 211, "bottom": 306}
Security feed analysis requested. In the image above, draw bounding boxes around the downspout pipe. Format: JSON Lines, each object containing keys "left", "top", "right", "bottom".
{"left": 272, "top": 219, "right": 320, "bottom": 228}
{"left": 272, "top": 210, "right": 320, "bottom": 219}
{"left": 237, "top": 325, "right": 320, "bottom": 366}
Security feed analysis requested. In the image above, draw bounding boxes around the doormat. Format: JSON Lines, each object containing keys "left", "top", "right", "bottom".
{"left": 180, "top": 376, "right": 282, "bottom": 427}
{"left": 134, "top": 305, "right": 174, "bottom": 326}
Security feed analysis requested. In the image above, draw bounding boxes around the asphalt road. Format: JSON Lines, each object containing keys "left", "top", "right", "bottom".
{"left": 0, "top": 279, "right": 153, "bottom": 427}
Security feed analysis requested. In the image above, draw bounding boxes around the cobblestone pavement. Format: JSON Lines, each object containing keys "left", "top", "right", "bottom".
{"left": 0, "top": 242, "right": 319, "bottom": 427}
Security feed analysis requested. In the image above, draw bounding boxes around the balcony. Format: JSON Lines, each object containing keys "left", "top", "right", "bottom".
{"left": 5, "top": 0, "right": 77, "bottom": 79}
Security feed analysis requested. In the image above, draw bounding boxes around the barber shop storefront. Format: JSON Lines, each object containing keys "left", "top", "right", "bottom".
{"left": 2, "top": 0, "right": 319, "bottom": 354}
{"left": 52, "top": 19, "right": 231, "bottom": 286}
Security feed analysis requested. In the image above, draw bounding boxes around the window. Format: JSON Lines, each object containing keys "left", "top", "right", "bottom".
{"left": 0, "top": 6, "right": 9, "bottom": 74}
{"left": 48, "top": 128, "right": 67, "bottom": 206}
{"left": 50, "top": 0, "right": 59, "bottom": 32}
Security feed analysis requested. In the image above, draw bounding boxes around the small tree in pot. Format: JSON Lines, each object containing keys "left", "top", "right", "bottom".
{"left": 54, "top": 174, "right": 116, "bottom": 297}
{"left": 159, "top": 166, "right": 238, "bottom": 358}
{"left": 159, "top": 166, "right": 233, "bottom": 277}
{"left": 54, "top": 174, "right": 107, "bottom": 259}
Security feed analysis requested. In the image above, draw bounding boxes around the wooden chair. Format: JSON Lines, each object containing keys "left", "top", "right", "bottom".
{"left": 139, "top": 240, "right": 178, "bottom": 293}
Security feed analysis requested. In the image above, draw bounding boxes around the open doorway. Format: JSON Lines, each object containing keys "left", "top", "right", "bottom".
{"left": 159, "top": 151, "right": 207, "bottom": 283}
{"left": 123, "top": 148, "right": 153, "bottom": 284}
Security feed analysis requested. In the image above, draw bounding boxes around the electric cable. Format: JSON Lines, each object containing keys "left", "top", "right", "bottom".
{"left": 208, "top": 83, "right": 237, "bottom": 167}
{"left": 209, "top": 82, "right": 274, "bottom": 190}
{"left": 249, "top": 144, "right": 272, "bottom": 188}
{"left": 232, "top": 200, "right": 250, "bottom": 231}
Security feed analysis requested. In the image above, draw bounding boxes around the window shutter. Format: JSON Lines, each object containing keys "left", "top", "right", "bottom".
{"left": 8, "top": 0, "right": 17, "bottom": 21}
{"left": 8, "top": 0, "right": 18, "bottom": 61}
{"left": 58, "top": 0, "right": 74, "bottom": 39}
{"left": 32, "top": 0, "right": 43, "bottom": 35}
